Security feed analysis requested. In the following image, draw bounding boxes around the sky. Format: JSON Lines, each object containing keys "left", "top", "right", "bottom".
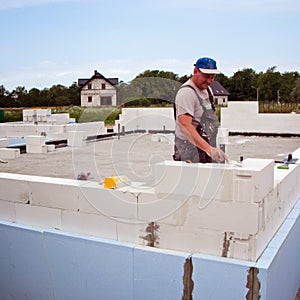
{"left": 0, "top": 0, "right": 300, "bottom": 91}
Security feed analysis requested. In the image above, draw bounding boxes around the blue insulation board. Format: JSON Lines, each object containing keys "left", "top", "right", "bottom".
{"left": 0, "top": 198, "right": 299, "bottom": 300}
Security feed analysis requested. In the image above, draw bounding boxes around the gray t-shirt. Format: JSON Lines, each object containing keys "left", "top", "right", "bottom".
{"left": 175, "top": 79, "right": 210, "bottom": 140}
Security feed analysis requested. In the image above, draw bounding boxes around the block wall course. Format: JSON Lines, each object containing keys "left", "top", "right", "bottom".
{"left": 0, "top": 150, "right": 299, "bottom": 262}
{"left": 15, "top": 203, "right": 62, "bottom": 229}
{"left": 0, "top": 199, "right": 16, "bottom": 222}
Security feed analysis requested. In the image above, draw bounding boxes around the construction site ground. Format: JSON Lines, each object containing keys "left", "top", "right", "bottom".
{"left": 1, "top": 133, "right": 300, "bottom": 299}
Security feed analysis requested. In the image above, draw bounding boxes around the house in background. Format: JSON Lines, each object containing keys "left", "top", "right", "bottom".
{"left": 78, "top": 70, "right": 119, "bottom": 107}
{"left": 210, "top": 81, "right": 230, "bottom": 106}
{"left": 78, "top": 71, "right": 229, "bottom": 107}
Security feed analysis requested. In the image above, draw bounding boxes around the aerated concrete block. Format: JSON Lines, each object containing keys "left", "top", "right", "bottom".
{"left": 67, "top": 130, "right": 87, "bottom": 147}
{"left": 15, "top": 203, "right": 62, "bottom": 229}
{"left": 53, "top": 113, "right": 69, "bottom": 125}
{"left": 46, "top": 144, "right": 55, "bottom": 152}
{"left": 0, "top": 148, "right": 20, "bottom": 159}
{"left": 26, "top": 135, "right": 46, "bottom": 145}
{"left": 0, "top": 199, "right": 16, "bottom": 222}
{"left": 154, "top": 159, "right": 274, "bottom": 204}
{"left": 80, "top": 182, "right": 138, "bottom": 220}
{"left": 137, "top": 192, "right": 188, "bottom": 223}
{"left": 26, "top": 144, "right": 47, "bottom": 154}
{"left": 217, "top": 127, "right": 229, "bottom": 146}
{"left": 62, "top": 210, "right": 117, "bottom": 240}
{"left": 76, "top": 121, "right": 107, "bottom": 136}
{"left": 157, "top": 223, "right": 226, "bottom": 256}
{"left": 0, "top": 175, "right": 30, "bottom": 203}
{"left": 49, "top": 124, "right": 65, "bottom": 134}
{"left": 275, "top": 165, "right": 300, "bottom": 218}
{"left": 29, "top": 179, "right": 98, "bottom": 214}
{"left": 116, "top": 220, "right": 147, "bottom": 244}
{"left": 179, "top": 196, "right": 260, "bottom": 234}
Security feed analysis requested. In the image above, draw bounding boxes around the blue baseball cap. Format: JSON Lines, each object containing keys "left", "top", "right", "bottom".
{"left": 194, "top": 57, "right": 220, "bottom": 74}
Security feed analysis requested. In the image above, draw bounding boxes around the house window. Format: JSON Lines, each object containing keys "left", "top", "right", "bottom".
{"left": 88, "top": 84, "right": 92, "bottom": 90}
{"left": 101, "top": 83, "right": 106, "bottom": 90}
{"left": 100, "top": 96, "right": 112, "bottom": 106}
{"left": 88, "top": 96, "right": 92, "bottom": 103}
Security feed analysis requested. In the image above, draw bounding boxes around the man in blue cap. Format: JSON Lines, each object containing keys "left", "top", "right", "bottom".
{"left": 173, "top": 57, "right": 227, "bottom": 163}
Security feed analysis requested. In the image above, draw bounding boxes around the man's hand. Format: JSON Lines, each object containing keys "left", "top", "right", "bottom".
{"left": 208, "top": 147, "right": 228, "bottom": 162}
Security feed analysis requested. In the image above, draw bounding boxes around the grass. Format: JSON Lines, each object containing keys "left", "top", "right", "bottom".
{"left": 1, "top": 102, "right": 299, "bottom": 124}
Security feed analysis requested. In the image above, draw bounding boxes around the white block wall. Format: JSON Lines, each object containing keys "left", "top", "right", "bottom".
{"left": 0, "top": 147, "right": 299, "bottom": 262}
{"left": 22, "top": 109, "right": 73, "bottom": 125}
{"left": 0, "top": 122, "right": 106, "bottom": 141}
{"left": 221, "top": 101, "right": 300, "bottom": 134}
{"left": 113, "top": 107, "right": 174, "bottom": 132}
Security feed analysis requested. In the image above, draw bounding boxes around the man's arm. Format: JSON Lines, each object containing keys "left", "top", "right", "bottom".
{"left": 178, "top": 114, "right": 227, "bottom": 162}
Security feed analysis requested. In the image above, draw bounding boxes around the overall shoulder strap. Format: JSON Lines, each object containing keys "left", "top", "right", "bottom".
{"left": 206, "top": 86, "right": 216, "bottom": 111}
{"left": 173, "top": 84, "right": 215, "bottom": 119}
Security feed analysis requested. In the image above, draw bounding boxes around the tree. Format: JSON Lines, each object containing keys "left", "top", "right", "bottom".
{"left": 26, "top": 88, "right": 41, "bottom": 107}
{"left": 257, "top": 66, "right": 281, "bottom": 102}
{"left": 120, "top": 70, "right": 182, "bottom": 106}
{"left": 229, "top": 68, "right": 258, "bottom": 101}
{"left": 1, "top": 65, "right": 300, "bottom": 108}
{"left": 0, "top": 85, "right": 7, "bottom": 107}
{"left": 68, "top": 82, "right": 80, "bottom": 106}
{"left": 9, "top": 86, "right": 28, "bottom": 107}
{"left": 215, "top": 73, "right": 230, "bottom": 91}
{"left": 46, "top": 84, "right": 70, "bottom": 106}
{"left": 280, "top": 72, "right": 300, "bottom": 102}
{"left": 290, "top": 77, "right": 300, "bottom": 104}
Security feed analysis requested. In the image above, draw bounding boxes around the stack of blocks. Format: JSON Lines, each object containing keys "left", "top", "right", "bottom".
{"left": 25, "top": 135, "right": 47, "bottom": 154}
{"left": 0, "top": 138, "right": 21, "bottom": 160}
{"left": 153, "top": 159, "right": 277, "bottom": 261}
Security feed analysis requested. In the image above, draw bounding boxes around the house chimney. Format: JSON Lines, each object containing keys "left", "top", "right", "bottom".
{"left": 94, "top": 70, "right": 98, "bottom": 75}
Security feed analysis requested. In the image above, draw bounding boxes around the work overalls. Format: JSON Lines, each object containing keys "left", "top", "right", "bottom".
{"left": 173, "top": 85, "right": 218, "bottom": 163}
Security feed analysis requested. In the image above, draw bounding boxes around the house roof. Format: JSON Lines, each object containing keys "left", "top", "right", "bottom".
{"left": 78, "top": 70, "right": 119, "bottom": 89}
{"left": 210, "top": 81, "right": 230, "bottom": 96}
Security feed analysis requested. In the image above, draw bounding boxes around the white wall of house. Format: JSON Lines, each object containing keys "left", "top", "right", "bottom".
{"left": 214, "top": 95, "right": 228, "bottom": 106}
{"left": 81, "top": 78, "right": 117, "bottom": 107}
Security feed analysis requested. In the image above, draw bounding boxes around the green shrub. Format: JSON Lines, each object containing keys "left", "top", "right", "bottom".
{"left": 4, "top": 110, "right": 22, "bottom": 122}
{"left": 77, "top": 107, "right": 121, "bottom": 124}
